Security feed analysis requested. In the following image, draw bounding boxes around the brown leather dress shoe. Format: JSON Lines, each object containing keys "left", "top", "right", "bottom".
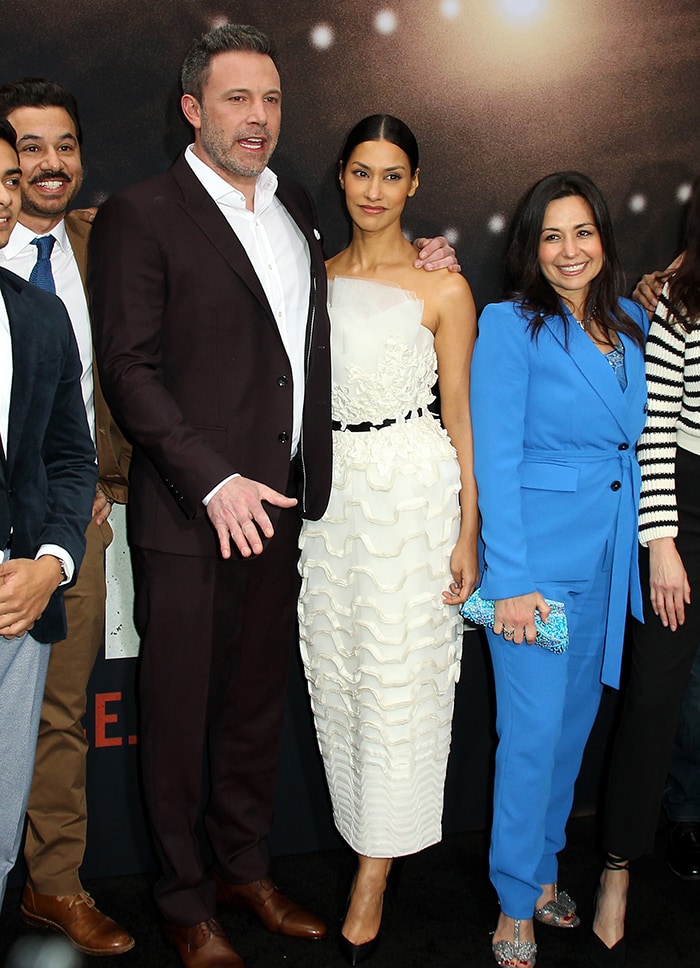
{"left": 20, "top": 886, "right": 135, "bottom": 956}
{"left": 215, "top": 875, "right": 327, "bottom": 939}
{"left": 163, "top": 918, "right": 246, "bottom": 968}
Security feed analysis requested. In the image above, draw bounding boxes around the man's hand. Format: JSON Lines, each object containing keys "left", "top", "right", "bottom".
{"left": 633, "top": 270, "right": 667, "bottom": 315}
{"left": 206, "top": 476, "right": 297, "bottom": 559}
{"left": 633, "top": 256, "right": 683, "bottom": 315}
{"left": 0, "top": 556, "right": 63, "bottom": 639}
{"left": 72, "top": 206, "right": 98, "bottom": 224}
{"left": 413, "top": 236, "right": 461, "bottom": 273}
{"left": 92, "top": 486, "right": 113, "bottom": 526}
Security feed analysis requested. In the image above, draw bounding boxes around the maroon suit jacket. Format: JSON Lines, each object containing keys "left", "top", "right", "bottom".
{"left": 88, "top": 154, "right": 332, "bottom": 557}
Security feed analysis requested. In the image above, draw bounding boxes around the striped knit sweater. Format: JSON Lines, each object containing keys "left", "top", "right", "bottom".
{"left": 638, "top": 283, "right": 700, "bottom": 545}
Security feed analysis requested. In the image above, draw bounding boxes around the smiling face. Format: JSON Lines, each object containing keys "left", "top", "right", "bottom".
{"left": 537, "top": 194, "right": 604, "bottom": 312}
{"left": 182, "top": 50, "right": 281, "bottom": 199}
{"left": 0, "top": 139, "right": 21, "bottom": 248}
{"left": 6, "top": 105, "right": 83, "bottom": 232}
{"left": 340, "top": 138, "right": 419, "bottom": 232}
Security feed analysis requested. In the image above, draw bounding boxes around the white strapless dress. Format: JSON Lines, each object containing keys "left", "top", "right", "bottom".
{"left": 298, "top": 277, "right": 463, "bottom": 856}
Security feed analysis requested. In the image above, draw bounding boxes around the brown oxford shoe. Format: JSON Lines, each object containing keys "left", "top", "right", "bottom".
{"left": 163, "top": 918, "right": 245, "bottom": 968}
{"left": 20, "top": 886, "right": 135, "bottom": 956}
{"left": 215, "top": 874, "right": 327, "bottom": 939}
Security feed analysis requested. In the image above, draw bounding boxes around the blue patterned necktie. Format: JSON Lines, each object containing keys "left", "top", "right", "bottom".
{"left": 29, "top": 235, "right": 56, "bottom": 293}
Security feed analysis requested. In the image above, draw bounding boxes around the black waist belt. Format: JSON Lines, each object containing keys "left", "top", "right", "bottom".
{"left": 332, "top": 408, "right": 424, "bottom": 433}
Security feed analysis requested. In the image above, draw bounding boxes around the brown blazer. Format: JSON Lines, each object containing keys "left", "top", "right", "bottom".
{"left": 64, "top": 212, "right": 131, "bottom": 505}
{"left": 88, "top": 155, "right": 332, "bottom": 558}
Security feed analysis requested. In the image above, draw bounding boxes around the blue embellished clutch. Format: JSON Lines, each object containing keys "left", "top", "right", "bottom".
{"left": 460, "top": 588, "right": 569, "bottom": 654}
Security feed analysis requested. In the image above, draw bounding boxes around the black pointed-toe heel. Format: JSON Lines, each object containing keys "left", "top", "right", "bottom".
{"left": 588, "top": 853, "right": 629, "bottom": 967}
{"left": 587, "top": 929, "right": 626, "bottom": 968}
{"left": 338, "top": 930, "right": 381, "bottom": 966}
{"left": 338, "top": 859, "right": 397, "bottom": 966}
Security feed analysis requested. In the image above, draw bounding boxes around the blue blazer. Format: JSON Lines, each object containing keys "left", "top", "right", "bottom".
{"left": 470, "top": 298, "right": 649, "bottom": 688}
{"left": 0, "top": 267, "right": 96, "bottom": 643}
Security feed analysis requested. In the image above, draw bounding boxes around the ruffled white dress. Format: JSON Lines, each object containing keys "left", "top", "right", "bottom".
{"left": 298, "top": 277, "right": 463, "bottom": 857}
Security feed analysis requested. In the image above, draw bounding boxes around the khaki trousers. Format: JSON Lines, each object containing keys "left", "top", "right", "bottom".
{"left": 23, "top": 516, "right": 112, "bottom": 894}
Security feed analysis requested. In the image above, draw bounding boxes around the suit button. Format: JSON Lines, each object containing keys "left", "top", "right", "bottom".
{"left": 618, "top": 443, "right": 629, "bottom": 450}
{"left": 278, "top": 431, "right": 289, "bottom": 443}
{"left": 277, "top": 376, "right": 288, "bottom": 387}
{"left": 610, "top": 480, "right": 622, "bottom": 491}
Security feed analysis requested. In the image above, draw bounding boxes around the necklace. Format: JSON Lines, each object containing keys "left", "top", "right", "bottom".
{"left": 574, "top": 303, "right": 598, "bottom": 331}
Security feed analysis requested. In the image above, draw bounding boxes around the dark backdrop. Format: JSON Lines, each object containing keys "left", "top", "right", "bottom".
{"left": 3, "top": 0, "right": 698, "bottom": 879}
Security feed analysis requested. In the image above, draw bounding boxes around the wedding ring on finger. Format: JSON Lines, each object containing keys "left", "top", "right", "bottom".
{"left": 503, "top": 626, "right": 515, "bottom": 640}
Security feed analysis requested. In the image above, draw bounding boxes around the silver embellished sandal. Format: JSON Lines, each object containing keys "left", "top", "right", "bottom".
{"left": 492, "top": 919, "right": 537, "bottom": 967}
{"left": 534, "top": 884, "right": 580, "bottom": 928}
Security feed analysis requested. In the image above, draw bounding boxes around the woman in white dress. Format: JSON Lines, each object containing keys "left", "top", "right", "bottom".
{"left": 298, "top": 115, "right": 479, "bottom": 964}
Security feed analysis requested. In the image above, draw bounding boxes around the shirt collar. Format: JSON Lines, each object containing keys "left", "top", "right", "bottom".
{"left": 3, "top": 216, "right": 68, "bottom": 259}
{"left": 184, "top": 144, "right": 278, "bottom": 214}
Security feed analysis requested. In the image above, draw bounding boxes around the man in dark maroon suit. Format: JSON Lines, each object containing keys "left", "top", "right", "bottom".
{"left": 90, "top": 24, "right": 332, "bottom": 968}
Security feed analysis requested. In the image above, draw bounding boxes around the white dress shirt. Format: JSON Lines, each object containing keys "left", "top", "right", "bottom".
{"left": 185, "top": 147, "right": 310, "bottom": 501}
{"left": 0, "top": 219, "right": 95, "bottom": 444}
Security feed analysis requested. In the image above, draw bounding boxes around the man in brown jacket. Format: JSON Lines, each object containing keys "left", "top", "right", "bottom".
{"left": 0, "top": 78, "right": 133, "bottom": 956}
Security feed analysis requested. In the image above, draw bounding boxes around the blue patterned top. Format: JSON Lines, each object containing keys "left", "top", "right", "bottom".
{"left": 605, "top": 342, "right": 627, "bottom": 391}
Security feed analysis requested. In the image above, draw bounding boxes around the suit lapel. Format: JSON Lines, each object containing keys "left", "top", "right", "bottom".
{"left": 170, "top": 156, "right": 278, "bottom": 328}
{"left": 543, "top": 313, "right": 643, "bottom": 438}
{"left": 64, "top": 211, "right": 89, "bottom": 289}
{"left": 276, "top": 180, "right": 318, "bottom": 254}
{"left": 0, "top": 270, "right": 38, "bottom": 469}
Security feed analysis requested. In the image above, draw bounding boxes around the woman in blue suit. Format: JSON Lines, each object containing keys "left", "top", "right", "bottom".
{"left": 470, "top": 172, "right": 648, "bottom": 967}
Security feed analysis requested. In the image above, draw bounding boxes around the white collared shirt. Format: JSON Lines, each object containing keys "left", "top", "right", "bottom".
{"left": 0, "top": 218, "right": 95, "bottom": 444}
{"left": 185, "top": 146, "right": 310, "bottom": 459}
{"left": 0, "top": 289, "right": 11, "bottom": 449}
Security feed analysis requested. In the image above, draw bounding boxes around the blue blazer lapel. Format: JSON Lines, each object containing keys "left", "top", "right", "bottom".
{"left": 0, "top": 270, "right": 37, "bottom": 471}
{"left": 543, "top": 314, "right": 644, "bottom": 439}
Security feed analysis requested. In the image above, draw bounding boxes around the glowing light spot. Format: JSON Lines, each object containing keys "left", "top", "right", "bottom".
{"left": 496, "top": 0, "right": 547, "bottom": 24}
{"left": 440, "top": 0, "right": 461, "bottom": 18}
{"left": 310, "top": 23, "right": 335, "bottom": 50}
{"left": 628, "top": 193, "right": 647, "bottom": 214}
{"left": 375, "top": 9, "right": 398, "bottom": 35}
{"left": 209, "top": 15, "right": 230, "bottom": 28}
{"left": 488, "top": 214, "right": 506, "bottom": 234}
{"left": 443, "top": 227, "right": 460, "bottom": 245}
{"left": 677, "top": 182, "right": 693, "bottom": 204}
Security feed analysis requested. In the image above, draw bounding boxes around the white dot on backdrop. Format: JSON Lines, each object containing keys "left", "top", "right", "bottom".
{"left": 628, "top": 193, "right": 647, "bottom": 214}
{"left": 440, "top": 0, "right": 461, "bottom": 18}
{"left": 310, "top": 23, "right": 335, "bottom": 50}
{"left": 209, "top": 15, "right": 229, "bottom": 28}
{"left": 488, "top": 213, "right": 506, "bottom": 234}
{"left": 375, "top": 9, "right": 398, "bottom": 34}
{"left": 496, "top": 0, "right": 547, "bottom": 24}
{"left": 443, "top": 227, "right": 460, "bottom": 245}
{"left": 677, "top": 182, "right": 693, "bottom": 204}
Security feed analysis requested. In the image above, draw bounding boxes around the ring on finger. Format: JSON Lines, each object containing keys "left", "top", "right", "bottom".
{"left": 503, "top": 626, "right": 515, "bottom": 640}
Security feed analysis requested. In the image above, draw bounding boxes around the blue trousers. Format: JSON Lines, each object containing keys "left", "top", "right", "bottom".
{"left": 487, "top": 565, "right": 611, "bottom": 918}
{"left": 0, "top": 630, "right": 51, "bottom": 909}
